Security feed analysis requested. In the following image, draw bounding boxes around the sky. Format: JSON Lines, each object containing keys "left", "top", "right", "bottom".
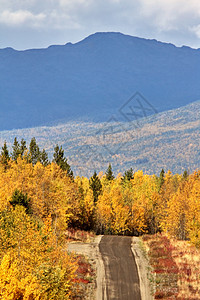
{"left": 1, "top": 0, "right": 200, "bottom": 50}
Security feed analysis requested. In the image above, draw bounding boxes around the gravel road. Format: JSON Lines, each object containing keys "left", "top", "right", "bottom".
{"left": 99, "top": 235, "right": 141, "bottom": 300}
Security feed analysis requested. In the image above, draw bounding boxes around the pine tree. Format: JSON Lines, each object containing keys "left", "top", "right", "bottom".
{"left": 40, "top": 149, "right": 49, "bottom": 166}
{"left": 89, "top": 171, "right": 102, "bottom": 204}
{"left": 1, "top": 141, "right": 10, "bottom": 167}
{"left": 159, "top": 168, "right": 165, "bottom": 189}
{"left": 183, "top": 169, "right": 189, "bottom": 180}
{"left": 10, "top": 189, "right": 32, "bottom": 214}
{"left": 105, "top": 163, "right": 114, "bottom": 181}
{"left": 20, "top": 138, "right": 27, "bottom": 157}
{"left": 12, "top": 137, "right": 21, "bottom": 161}
{"left": 29, "top": 137, "right": 41, "bottom": 165}
{"left": 122, "top": 168, "right": 134, "bottom": 182}
{"left": 53, "top": 145, "right": 73, "bottom": 178}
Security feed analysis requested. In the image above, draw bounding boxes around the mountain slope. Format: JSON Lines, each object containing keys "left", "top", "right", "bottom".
{"left": 1, "top": 100, "right": 199, "bottom": 176}
{"left": 0, "top": 32, "right": 200, "bottom": 130}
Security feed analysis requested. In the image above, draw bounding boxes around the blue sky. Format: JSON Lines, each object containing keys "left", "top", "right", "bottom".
{"left": 1, "top": 0, "right": 200, "bottom": 50}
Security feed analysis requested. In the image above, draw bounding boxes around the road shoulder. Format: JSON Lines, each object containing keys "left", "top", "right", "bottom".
{"left": 131, "top": 237, "right": 155, "bottom": 300}
{"left": 67, "top": 235, "right": 106, "bottom": 300}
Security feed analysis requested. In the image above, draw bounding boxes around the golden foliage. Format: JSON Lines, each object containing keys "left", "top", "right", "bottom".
{"left": 0, "top": 155, "right": 200, "bottom": 298}
{"left": 0, "top": 206, "right": 77, "bottom": 299}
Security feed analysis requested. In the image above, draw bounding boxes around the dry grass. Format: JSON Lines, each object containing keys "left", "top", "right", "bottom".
{"left": 142, "top": 234, "right": 200, "bottom": 299}
{"left": 72, "top": 254, "right": 96, "bottom": 300}
{"left": 66, "top": 229, "right": 97, "bottom": 299}
{"left": 170, "top": 239, "right": 200, "bottom": 299}
{"left": 65, "top": 228, "right": 95, "bottom": 243}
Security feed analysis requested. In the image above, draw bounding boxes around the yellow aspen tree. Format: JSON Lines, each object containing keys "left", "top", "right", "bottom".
{"left": 0, "top": 206, "right": 77, "bottom": 299}
{"left": 185, "top": 173, "right": 200, "bottom": 246}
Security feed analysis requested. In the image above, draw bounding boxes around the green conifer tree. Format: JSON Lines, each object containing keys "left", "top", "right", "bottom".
{"left": 12, "top": 137, "right": 21, "bottom": 161}
{"left": 183, "top": 169, "right": 189, "bottom": 180}
{"left": 40, "top": 149, "right": 49, "bottom": 166}
{"left": 1, "top": 141, "right": 10, "bottom": 168}
{"left": 122, "top": 168, "right": 134, "bottom": 182}
{"left": 53, "top": 144, "right": 73, "bottom": 178}
{"left": 105, "top": 163, "right": 115, "bottom": 181}
{"left": 20, "top": 138, "right": 27, "bottom": 157}
{"left": 89, "top": 171, "right": 102, "bottom": 204}
{"left": 29, "top": 137, "right": 41, "bottom": 165}
{"left": 10, "top": 189, "right": 31, "bottom": 214}
{"left": 159, "top": 168, "right": 165, "bottom": 189}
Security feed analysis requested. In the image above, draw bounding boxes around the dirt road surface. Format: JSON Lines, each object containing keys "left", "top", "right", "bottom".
{"left": 99, "top": 235, "right": 141, "bottom": 300}
{"left": 67, "top": 235, "right": 153, "bottom": 300}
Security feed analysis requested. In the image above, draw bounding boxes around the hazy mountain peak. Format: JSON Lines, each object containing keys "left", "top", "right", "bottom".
{"left": 0, "top": 32, "right": 200, "bottom": 130}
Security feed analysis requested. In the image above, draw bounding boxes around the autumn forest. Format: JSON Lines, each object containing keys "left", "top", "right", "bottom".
{"left": 0, "top": 137, "right": 200, "bottom": 299}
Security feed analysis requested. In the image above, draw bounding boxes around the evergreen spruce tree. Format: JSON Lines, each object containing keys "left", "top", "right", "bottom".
{"left": 105, "top": 163, "right": 115, "bottom": 181}
{"left": 20, "top": 138, "right": 27, "bottom": 157}
{"left": 12, "top": 137, "right": 21, "bottom": 161}
{"left": 40, "top": 149, "right": 49, "bottom": 166}
{"left": 29, "top": 137, "right": 41, "bottom": 165}
{"left": 89, "top": 171, "right": 102, "bottom": 204}
{"left": 159, "top": 168, "right": 165, "bottom": 189}
{"left": 53, "top": 144, "right": 73, "bottom": 178}
{"left": 1, "top": 141, "right": 10, "bottom": 167}
{"left": 183, "top": 169, "right": 189, "bottom": 180}
{"left": 122, "top": 168, "right": 134, "bottom": 182}
{"left": 10, "top": 189, "right": 31, "bottom": 214}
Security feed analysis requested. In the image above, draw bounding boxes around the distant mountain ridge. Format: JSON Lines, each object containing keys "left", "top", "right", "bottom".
{"left": 0, "top": 32, "right": 200, "bottom": 130}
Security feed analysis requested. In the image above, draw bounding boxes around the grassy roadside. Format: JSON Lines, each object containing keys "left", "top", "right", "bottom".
{"left": 72, "top": 254, "right": 96, "bottom": 300}
{"left": 142, "top": 233, "right": 200, "bottom": 299}
{"left": 65, "top": 228, "right": 97, "bottom": 300}
{"left": 66, "top": 229, "right": 97, "bottom": 299}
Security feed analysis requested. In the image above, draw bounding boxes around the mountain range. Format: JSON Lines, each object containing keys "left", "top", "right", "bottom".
{"left": 1, "top": 32, "right": 200, "bottom": 131}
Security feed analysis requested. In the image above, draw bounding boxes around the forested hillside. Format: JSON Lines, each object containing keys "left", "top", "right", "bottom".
{"left": 0, "top": 100, "right": 199, "bottom": 176}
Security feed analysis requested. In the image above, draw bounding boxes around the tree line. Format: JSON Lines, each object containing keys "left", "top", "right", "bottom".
{"left": 1, "top": 137, "right": 73, "bottom": 177}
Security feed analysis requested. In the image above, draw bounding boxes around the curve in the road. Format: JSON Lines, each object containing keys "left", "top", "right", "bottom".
{"left": 99, "top": 235, "right": 141, "bottom": 300}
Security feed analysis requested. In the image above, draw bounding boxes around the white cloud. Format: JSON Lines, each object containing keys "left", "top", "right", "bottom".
{"left": 139, "top": 0, "right": 200, "bottom": 31}
{"left": 190, "top": 24, "right": 200, "bottom": 38}
{"left": 1, "top": 0, "right": 200, "bottom": 34}
{"left": 0, "top": 10, "right": 46, "bottom": 26}
{"left": 48, "top": 10, "right": 81, "bottom": 30}
{"left": 139, "top": 0, "right": 200, "bottom": 16}
{"left": 59, "top": 0, "right": 91, "bottom": 6}
{"left": 0, "top": 0, "right": 200, "bottom": 49}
